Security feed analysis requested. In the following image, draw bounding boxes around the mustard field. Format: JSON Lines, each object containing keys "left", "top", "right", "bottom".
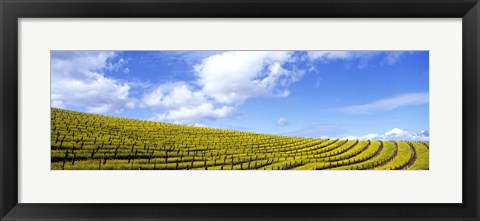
{"left": 51, "top": 108, "right": 429, "bottom": 170}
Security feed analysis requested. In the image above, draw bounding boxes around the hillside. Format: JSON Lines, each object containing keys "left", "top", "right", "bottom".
{"left": 51, "top": 108, "right": 429, "bottom": 170}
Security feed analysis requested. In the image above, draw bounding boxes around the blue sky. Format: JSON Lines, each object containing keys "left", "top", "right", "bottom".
{"left": 51, "top": 51, "right": 429, "bottom": 141}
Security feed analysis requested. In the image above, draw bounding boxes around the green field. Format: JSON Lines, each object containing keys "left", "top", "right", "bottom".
{"left": 51, "top": 108, "right": 429, "bottom": 170}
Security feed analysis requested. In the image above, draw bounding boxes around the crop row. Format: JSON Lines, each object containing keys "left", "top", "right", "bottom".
{"left": 50, "top": 108, "right": 429, "bottom": 170}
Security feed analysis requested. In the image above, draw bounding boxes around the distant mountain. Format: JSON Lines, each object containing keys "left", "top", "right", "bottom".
{"left": 343, "top": 128, "right": 429, "bottom": 141}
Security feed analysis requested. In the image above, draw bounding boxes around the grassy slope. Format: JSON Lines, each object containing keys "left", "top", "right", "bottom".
{"left": 50, "top": 108, "right": 429, "bottom": 170}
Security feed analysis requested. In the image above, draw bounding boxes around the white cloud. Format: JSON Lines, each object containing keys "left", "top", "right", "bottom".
{"left": 277, "top": 117, "right": 288, "bottom": 126}
{"left": 51, "top": 51, "right": 135, "bottom": 114}
{"left": 338, "top": 92, "right": 429, "bottom": 114}
{"left": 194, "top": 51, "right": 302, "bottom": 104}
{"left": 142, "top": 82, "right": 235, "bottom": 124}
{"left": 361, "top": 133, "right": 380, "bottom": 140}
{"left": 149, "top": 103, "right": 234, "bottom": 124}
{"left": 343, "top": 128, "right": 429, "bottom": 141}
{"left": 106, "top": 58, "right": 127, "bottom": 72}
{"left": 308, "top": 51, "right": 407, "bottom": 68}
{"left": 142, "top": 51, "right": 305, "bottom": 124}
{"left": 382, "top": 52, "right": 404, "bottom": 65}
{"left": 141, "top": 82, "right": 206, "bottom": 109}
{"left": 307, "top": 51, "right": 353, "bottom": 60}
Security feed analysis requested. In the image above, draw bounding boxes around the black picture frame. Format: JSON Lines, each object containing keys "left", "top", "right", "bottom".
{"left": 1, "top": 0, "right": 479, "bottom": 220}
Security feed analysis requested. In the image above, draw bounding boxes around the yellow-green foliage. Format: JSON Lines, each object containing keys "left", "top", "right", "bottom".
{"left": 375, "top": 142, "right": 413, "bottom": 170}
{"left": 408, "top": 142, "right": 429, "bottom": 170}
{"left": 333, "top": 141, "right": 397, "bottom": 170}
{"left": 51, "top": 108, "right": 429, "bottom": 170}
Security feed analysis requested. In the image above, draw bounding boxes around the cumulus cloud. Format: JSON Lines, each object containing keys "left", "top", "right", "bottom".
{"left": 277, "top": 117, "right": 288, "bottom": 126}
{"left": 194, "top": 51, "right": 302, "bottom": 104}
{"left": 338, "top": 92, "right": 429, "bottom": 114}
{"left": 51, "top": 51, "right": 135, "bottom": 114}
{"left": 141, "top": 82, "right": 206, "bottom": 109}
{"left": 342, "top": 128, "right": 429, "bottom": 141}
{"left": 143, "top": 51, "right": 306, "bottom": 124}
{"left": 142, "top": 82, "right": 234, "bottom": 124}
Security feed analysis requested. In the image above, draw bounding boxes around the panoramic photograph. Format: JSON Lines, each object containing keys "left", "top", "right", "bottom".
{"left": 50, "top": 50, "right": 429, "bottom": 170}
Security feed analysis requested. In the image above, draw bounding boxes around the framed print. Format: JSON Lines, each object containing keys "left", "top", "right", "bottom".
{"left": 1, "top": 0, "right": 479, "bottom": 220}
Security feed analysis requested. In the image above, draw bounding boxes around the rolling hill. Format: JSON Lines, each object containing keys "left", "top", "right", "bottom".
{"left": 51, "top": 108, "right": 429, "bottom": 170}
